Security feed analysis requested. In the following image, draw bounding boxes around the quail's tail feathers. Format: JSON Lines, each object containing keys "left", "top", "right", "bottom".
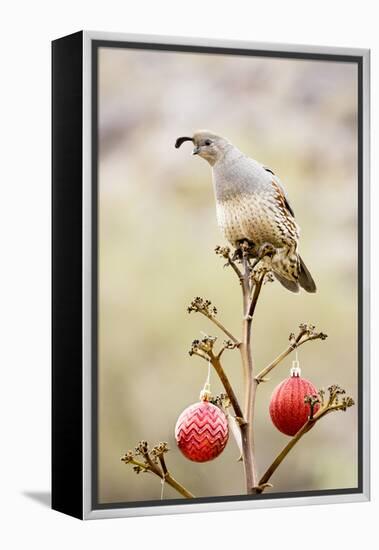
{"left": 273, "top": 255, "right": 316, "bottom": 294}
{"left": 273, "top": 272, "right": 300, "bottom": 293}
{"left": 298, "top": 255, "right": 317, "bottom": 293}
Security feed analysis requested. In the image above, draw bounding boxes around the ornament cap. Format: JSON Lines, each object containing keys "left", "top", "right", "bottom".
{"left": 199, "top": 382, "right": 212, "bottom": 401}
{"left": 290, "top": 359, "right": 301, "bottom": 377}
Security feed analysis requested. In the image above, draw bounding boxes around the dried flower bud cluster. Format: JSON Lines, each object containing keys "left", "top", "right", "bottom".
{"left": 301, "top": 385, "right": 355, "bottom": 423}
{"left": 150, "top": 442, "right": 169, "bottom": 463}
{"left": 120, "top": 450, "right": 134, "bottom": 464}
{"left": 326, "top": 385, "right": 355, "bottom": 410}
{"left": 214, "top": 245, "right": 231, "bottom": 259}
{"left": 210, "top": 393, "right": 230, "bottom": 409}
{"left": 121, "top": 447, "right": 148, "bottom": 475}
{"left": 288, "top": 323, "right": 328, "bottom": 348}
{"left": 121, "top": 440, "right": 170, "bottom": 475}
{"left": 304, "top": 394, "right": 321, "bottom": 419}
{"left": 189, "top": 335, "right": 216, "bottom": 357}
{"left": 187, "top": 297, "right": 218, "bottom": 317}
{"left": 222, "top": 339, "right": 237, "bottom": 351}
{"left": 299, "top": 323, "right": 328, "bottom": 340}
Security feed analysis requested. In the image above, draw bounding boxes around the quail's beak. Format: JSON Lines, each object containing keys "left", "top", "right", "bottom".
{"left": 192, "top": 145, "right": 200, "bottom": 155}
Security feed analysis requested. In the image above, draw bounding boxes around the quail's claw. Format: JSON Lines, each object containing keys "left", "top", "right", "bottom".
{"left": 250, "top": 243, "right": 277, "bottom": 270}
{"left": 233, "top": 239, "right": 257, "bottom": 261}
{"left": 231, "top": 249, "right": 242, "bottom": 262}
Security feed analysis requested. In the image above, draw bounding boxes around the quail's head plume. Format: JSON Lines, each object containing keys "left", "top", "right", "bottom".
{"left": 175, "top": 130, "right": 316, "bottom": 294}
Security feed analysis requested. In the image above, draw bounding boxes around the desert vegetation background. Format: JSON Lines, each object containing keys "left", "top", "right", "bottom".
{"left": 98, "top": 47, "right": 358, "bottom": 503}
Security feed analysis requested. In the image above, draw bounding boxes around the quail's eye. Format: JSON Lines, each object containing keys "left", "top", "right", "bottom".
{"left": 204, "top": 139, "right": 212, "bottom": 146}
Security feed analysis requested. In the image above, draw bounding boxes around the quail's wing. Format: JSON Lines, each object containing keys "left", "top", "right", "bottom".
{"left": 264, "top": 167, "right": 295, "bottom": 218}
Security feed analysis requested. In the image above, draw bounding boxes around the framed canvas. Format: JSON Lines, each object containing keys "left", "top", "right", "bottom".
{"left": 52, "top": 31, "right": 370, "bottom": 520}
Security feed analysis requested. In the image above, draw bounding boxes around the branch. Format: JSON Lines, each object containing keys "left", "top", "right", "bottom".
{"left": 219, "top": 240, "right": 273, "bottom": 494}
{"left": 189, "top": 243, "right": 271, "bottom": 494}
{"left": 157, "top": 452, "right": 194, "bottom": 499}
{"left": 238, "top": 245, "right": 260, "bottom": 492}
{"left": 256, "top": 419, "right": 315, "bottom": 493}
{"left": 217, "top": 339, "right": 240, "bottom": 359}
{"left": 209, "top": 316, "right": 240, "bottom": 346}
{"left": 164, "top": 473, "right": 195, "bottom": 499}
{"left": 211, "top": 353, "right": 245, "bottom": 423}
{"left": 215, "top": 245, "right": 244, "bottom": 283}
{"left": 121, "top": 441, "right": 195, "bottom": 499}
{"left": 189, "top": 337, "right": 245, "bottom": 422}
{"left": 255, "top": 323, "right": 328, "bottom": 383}
{"left": 255, "top": 385, "right": 354, "bottom": 493}
{"left": 246, "top": 275, "right": 264, "bottom": 320}
{"left": 187, "top": 297, "right": 240, "bottom": 346}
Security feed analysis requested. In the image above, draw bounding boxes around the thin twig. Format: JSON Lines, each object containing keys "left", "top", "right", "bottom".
{"left": 204, "top": 314, "right": 240, "bottom": 346}
{"left": 255, "top": 345, "right": 296, "bottom": 383}
{"left": 255, "top": 326, "right": 328, "bottom": 383}
{"left": 140, "top": 442, "right": 163, "bottom": 477}
{"left": 215, "top": 245, "right": 244, "bottom": 282}
{"left": 125, "top": 458, "right": 150, "bottom": 472}
{"left": 158, "top": 453, "right": 195, "bottom": 498}
{"left": 124, "top": 454, "right": 195, "bottom": 499}
{"left": 227, "top": 257, "right": 244, "bottom": 282}
{"left": 187, "top": 296, "right": 240, "bottom": 345}
{"left": 190, "top": 338, "right": 244, "bottom": 422}
{"left": 121, "top": 442, "right": 195, "bottom": 499}
{"left": 247, "top": 276, "right": 264, "bottom": 320}
{"left": 164, "top": 473, "right": 195, "bottom": 499}
{"left": 256, "top": 418, "right": 316, "bottom": 492}
{"left": 217, "top": 340, "right": 238, "bottom": 359}
{"left": 158, "top": 454, "right": 168, "bottom": 476}
{"left": 210, "top": 352, "right": 245, "bottom": 423}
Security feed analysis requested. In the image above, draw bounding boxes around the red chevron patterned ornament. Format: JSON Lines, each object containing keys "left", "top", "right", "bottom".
{"left": 269, "top": 360, "right": 319, "bottom": 436}
{"left": 175, "top": 382, "right": 229, "bottom": 462}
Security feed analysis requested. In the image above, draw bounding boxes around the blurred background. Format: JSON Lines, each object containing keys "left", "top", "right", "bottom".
{"left": 98, "top": 46, "right": 358, "bottom": 504}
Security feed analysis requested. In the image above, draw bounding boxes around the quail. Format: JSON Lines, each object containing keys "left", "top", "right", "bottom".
{"left": 175, "top": 130, "right": 316, "bottom": 293}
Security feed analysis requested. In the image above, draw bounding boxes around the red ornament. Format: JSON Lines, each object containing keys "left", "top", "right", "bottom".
{"left": 269, "top": 368, "right": 319, "bottom": 436}
{"left": 175, "top": 400, "right": 229, "bottom": 462}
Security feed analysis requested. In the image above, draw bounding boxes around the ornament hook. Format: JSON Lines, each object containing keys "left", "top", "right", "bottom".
{"left": 199, "top": 359, "right": 212, "bottom": 401}
{"left": 290, "top": 349, "right": 301, "bottom": 377}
